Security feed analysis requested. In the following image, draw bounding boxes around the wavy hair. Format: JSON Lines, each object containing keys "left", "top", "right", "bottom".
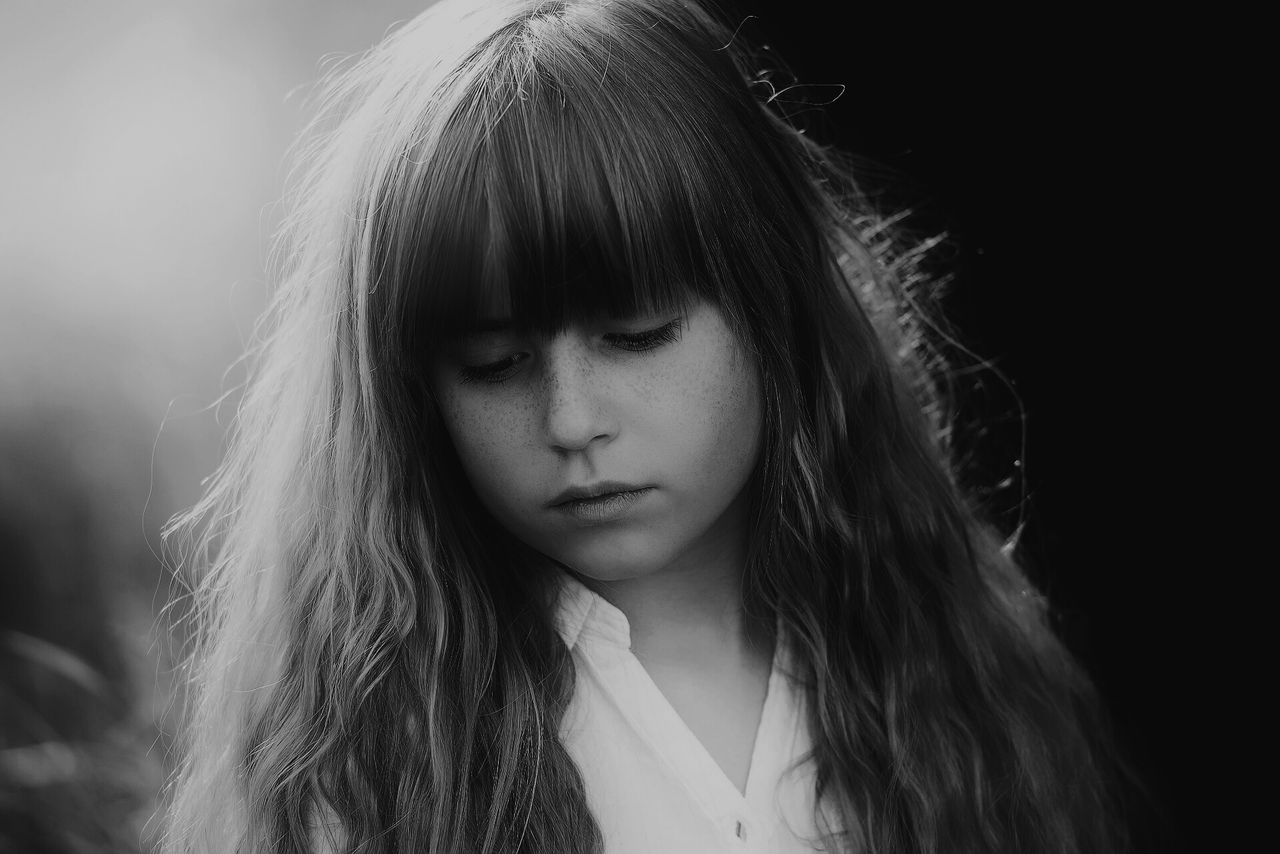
{"left": 162, "top": 0, "right": 1128, "bottom": 851}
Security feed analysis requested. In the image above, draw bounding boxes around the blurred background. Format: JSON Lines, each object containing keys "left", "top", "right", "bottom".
{"left": 0, "top": 2, "right": 446, "bottom": 848}
{"left": 0, "top": 1, "right": 1199, "bottom": 851}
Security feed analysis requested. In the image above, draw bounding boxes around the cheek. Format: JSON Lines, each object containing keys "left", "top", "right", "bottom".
{"left": 706, "top": 357, "right": 763, "bottom": 473}
{"left": 663, "top": 341, "right": 763, "bottom": 484}
{"left": 433, "top": 388, "right": 532, "bottom": 504}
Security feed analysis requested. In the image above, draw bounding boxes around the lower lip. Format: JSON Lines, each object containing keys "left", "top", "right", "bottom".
{"left": 553, "top": 488, "right": 653, "bottom": 524}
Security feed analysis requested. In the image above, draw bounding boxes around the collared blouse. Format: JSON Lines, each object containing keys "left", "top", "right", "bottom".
{"left": 552, "top": 570, "right": 844, "bottom": 853}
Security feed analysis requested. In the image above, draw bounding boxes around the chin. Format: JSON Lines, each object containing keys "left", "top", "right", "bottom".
{"left": 554, "top": 537, "right": 675, "bottom": 584}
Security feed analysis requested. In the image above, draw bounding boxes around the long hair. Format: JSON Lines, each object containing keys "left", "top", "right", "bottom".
{"left": 162, "top": 0, "right": 1128, "bottom": 851}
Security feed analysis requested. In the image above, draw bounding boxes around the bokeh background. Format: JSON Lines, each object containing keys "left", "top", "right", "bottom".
{"left": 1, "top": 1, "right": 1198, "bottom": 851}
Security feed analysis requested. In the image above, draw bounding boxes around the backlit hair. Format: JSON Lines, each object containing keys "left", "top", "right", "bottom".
{"left": 162, "top": 1, "right": 1128, "bottom": 851}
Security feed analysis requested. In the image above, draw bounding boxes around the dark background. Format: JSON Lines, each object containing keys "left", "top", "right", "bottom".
{"left": 722, "top": 3, "right": 1207, "bottom": 851}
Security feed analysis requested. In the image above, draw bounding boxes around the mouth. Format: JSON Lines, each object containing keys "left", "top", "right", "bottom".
{"left": 549, "top": 483, "right": 655, "bottom": 524}
{"left": 549, "top": 481, "right": 650, "bottom": 507}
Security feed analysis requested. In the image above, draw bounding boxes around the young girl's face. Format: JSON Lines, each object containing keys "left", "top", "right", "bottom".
{"left": 428, "top": 297, "right": 763, "bottom": 583}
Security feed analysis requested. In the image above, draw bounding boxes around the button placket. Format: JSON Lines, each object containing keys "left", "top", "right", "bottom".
{"left": 732, "top": 817, "right": 750, "bottom": 843}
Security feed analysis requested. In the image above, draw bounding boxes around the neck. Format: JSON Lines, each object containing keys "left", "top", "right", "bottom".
{"left": 570, "top": 492, "right": 773, "bottom": 672}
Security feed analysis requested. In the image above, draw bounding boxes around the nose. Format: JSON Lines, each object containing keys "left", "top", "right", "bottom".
{"left": 541, "top": 340, "right": 617, "bottom": 454}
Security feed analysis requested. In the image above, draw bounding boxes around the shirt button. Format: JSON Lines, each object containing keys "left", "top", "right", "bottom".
{"left": 734, "top": 819, "right": 749, "bottom": 842}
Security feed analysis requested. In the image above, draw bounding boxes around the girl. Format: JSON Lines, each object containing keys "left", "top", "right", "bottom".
{"left": 162, "top": 0, "right": 1130, "bottom": 851}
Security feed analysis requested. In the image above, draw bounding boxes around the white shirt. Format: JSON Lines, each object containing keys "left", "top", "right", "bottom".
{"left": 553, "top": 570, "right": 843, "bottom": 853}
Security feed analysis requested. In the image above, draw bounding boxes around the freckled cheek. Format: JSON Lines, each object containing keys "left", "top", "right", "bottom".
{"left": 713, "top": 361, "right": 764, "bottom": 464}
{"left": 439, "top": 394, "right": 541, "bottom": 508}
{"left": 669, "top": 350, "right": 763, "bottom": 480}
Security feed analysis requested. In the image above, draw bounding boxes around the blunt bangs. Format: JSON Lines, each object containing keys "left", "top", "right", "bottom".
{"left": 388, "top": 0, "right": 812, "bottom": 352}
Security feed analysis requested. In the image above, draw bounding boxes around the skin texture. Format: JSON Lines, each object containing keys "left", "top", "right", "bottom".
{"left": 430, "top": 297, "right": 773, "bottom": 792}
{"left": 428, "top": 297, "right": 763, "bottom": 594}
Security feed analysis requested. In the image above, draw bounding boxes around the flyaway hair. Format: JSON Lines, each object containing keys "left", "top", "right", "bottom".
{"left": 162, "top": 1, "right": 1130, "bottom": 852}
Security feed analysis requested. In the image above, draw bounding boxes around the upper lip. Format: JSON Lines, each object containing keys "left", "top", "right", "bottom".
{"left": 549, "top": 481, "right": 649, "bottom": 507}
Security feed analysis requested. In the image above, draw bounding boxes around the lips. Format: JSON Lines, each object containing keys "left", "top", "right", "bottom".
{"left": 550, "top": 485, "right": 654, "bottom": 524}
{"left": 548, "top": 480, "right": 650, "bottom": 507}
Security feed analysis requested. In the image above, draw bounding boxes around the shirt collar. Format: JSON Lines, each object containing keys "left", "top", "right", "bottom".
{"left": 552, "top": 567, "right": 634, "bottom": 650}
{"left": 551, "top": 568, "right": 792, "bottom": 677}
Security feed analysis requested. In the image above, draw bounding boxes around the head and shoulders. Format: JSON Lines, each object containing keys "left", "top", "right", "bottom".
{"left": 161, "top": 1, "right": 1134, "bottom": 852}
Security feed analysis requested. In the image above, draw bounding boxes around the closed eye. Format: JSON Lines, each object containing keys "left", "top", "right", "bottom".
{"left": 604, "top": 318, "right": 684, "bottom": 352}
{"left": 455, "top": 318, "right": 683, "bottom": 385}
{"left": 458, "top": 351, "right": 529, "bottom": 384}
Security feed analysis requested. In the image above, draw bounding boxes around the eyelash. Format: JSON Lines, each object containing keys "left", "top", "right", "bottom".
{"left": 458, "top": 319, "right": 683, "bottom": 385}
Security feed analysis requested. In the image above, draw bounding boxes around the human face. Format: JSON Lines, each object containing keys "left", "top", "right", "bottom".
{"left": 428, "top": 298, "right": 763, "bottom": 583}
